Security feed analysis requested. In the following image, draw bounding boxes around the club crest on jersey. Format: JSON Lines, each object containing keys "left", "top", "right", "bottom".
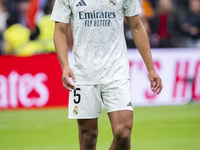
{"left": 109, "top": 0, "right": 117, "bottom": 7}
{"left": 73, "top": 106, "right": 79, "bottom": 115}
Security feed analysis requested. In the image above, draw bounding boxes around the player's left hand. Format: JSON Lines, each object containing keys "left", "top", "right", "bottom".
{"left": 148, "top": 70, "right": 163, "bottom": 95}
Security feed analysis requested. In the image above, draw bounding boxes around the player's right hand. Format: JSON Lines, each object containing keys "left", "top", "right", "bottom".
{"left": 62, "top": 67, "right": 76, "bottom": 92}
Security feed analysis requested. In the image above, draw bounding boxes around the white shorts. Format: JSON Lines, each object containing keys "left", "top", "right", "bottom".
{"left": 68, "top": 79, "right": 133, "bottom": 119}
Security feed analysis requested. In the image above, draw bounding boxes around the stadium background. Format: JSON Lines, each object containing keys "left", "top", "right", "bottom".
{"left": 0, "top": 0, "right": 200, "bottom": 150}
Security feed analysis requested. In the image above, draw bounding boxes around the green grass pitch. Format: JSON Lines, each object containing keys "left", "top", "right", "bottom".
{"left": 0, "top": 104, "right": 200, "bottom": 150}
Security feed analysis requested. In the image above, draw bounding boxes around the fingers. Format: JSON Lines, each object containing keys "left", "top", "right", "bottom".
{"left": 61, "top": 68, "right": 76, "bottom": 92}
{"left": 63, "top": 82, "right": 73, "bottom": 92}
{"left": 150, "top": 79, "right": 155, "bottom": 92}
{"left": 156, "top": 86, "right": 162, "bottom": 95}
{"left": 152, "top": 78, "right": 163, "bottom": 95}
{"left": 62, "top": 72, "right": 76, "bottom": 92}
{"left": 62, "top": 77, "right": 75, "bottom": 91}
{"left": 148, "top": 70, "right": 163, "bottom": 95}
{"left": 70, "top": 71, "right": 76, "bottom": 82}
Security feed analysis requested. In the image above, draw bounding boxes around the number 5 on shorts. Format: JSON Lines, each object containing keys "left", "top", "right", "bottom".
{"left": 74, "top": 88, "right": 81, "bottom": 104}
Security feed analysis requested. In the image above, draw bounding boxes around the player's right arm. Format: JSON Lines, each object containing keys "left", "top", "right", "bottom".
{"left": 54, "top": 22, "right": 76, "bottom": 91}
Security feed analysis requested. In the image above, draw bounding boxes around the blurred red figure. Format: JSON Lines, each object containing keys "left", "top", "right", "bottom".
{"left": 27, "top": 0, "right": 39, "bottom": 30}
{"left": 151, "top": 0, "right": 175, "bottom": 48}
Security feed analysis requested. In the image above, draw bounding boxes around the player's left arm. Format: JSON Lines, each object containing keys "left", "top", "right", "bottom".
{"left": 126, "top": 15, "right": 163, "bottom": 95}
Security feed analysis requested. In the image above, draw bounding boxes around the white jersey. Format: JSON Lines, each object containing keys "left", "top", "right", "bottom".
{"left": 51, "top": 0, "right": 141, "bottom": 85}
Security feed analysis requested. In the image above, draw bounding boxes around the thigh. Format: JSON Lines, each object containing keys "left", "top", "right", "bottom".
{"left": 77, "top": 118, "right": 98, "bottom": 132}
{"left": 68, "top": 85, "right": 102, "bottom": 119}
{"left": 77, "top": 118, "right": 98, "bottom": 148}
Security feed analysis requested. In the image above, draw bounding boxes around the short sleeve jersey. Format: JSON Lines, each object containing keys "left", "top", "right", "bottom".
{"left": 51, "top": 0, "right": 141, "bottom": 85}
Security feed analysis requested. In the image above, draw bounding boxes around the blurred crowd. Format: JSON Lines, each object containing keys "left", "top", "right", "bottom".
{"left": 126, "top": 0, "right": 200, "bottom": 48}
{"left": 0, "top": 0, "right": 73, "bottom": 56}
{"left": 0, "top": 0, "right": 199, "bottom": 56}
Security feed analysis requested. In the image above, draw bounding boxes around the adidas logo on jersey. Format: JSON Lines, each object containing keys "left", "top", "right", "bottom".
{"left": 127, "top": 101, "right": 133, "bottom": 107}
{"left": 76, "top": 0, "right": 87, "bottom": 6}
